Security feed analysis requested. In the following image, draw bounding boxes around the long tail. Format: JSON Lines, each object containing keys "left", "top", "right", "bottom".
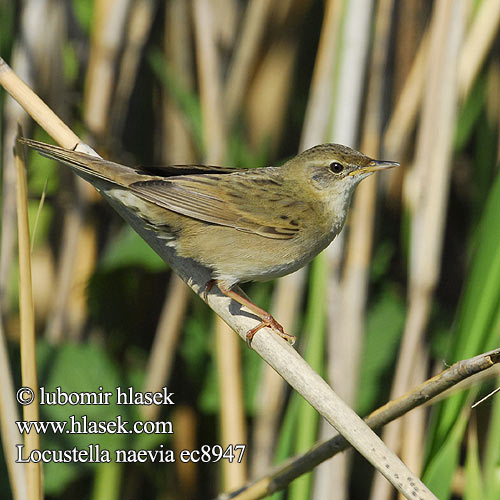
{"left": 17, "top": 138, "right": 143, "bottom": 187}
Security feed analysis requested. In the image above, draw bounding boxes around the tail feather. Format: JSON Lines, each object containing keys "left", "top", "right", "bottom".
{"left": 17, "top": 138, "right": 141, "bottom": 187}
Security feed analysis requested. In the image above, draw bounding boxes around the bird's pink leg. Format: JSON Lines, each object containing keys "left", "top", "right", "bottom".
{"left": 215, "top": 282, "right": 296, "bottom": 346}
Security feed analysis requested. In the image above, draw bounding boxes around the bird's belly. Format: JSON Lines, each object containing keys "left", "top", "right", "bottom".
{"left": 177, "top": 222, "right": 336, "bottom": 287}
{"left": 102, "top": 188, "right": 339, "bottom": 287}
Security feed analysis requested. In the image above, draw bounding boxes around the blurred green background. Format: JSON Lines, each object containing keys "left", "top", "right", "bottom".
{"left": 1, "top": 1, "right": 500, "bottom": 499}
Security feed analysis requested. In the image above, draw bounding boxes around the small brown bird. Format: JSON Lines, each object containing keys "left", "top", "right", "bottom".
{"left": 19, "top": 138, "right": 398, "bottom": 345}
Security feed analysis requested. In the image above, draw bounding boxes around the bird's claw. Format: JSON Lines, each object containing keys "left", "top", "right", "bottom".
{"left": 203, "top": 279, "right": 216, "bottom": 302}
{"left": 245, "top": 316, "right": 296, "bottom": 347}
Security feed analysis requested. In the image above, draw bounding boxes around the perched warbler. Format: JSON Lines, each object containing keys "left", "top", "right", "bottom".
{"left": 19, "top": 138, "right": 398, "bottom": 345}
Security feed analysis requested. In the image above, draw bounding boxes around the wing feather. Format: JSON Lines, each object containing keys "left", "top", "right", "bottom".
{"left": 18, "top": 138, "right": 306, "bottom": 240}
{"left": 130, "top": 170, "right": 305, "bottom": 240}
{"left": 142, "top": 164, "right": 242, "bottom": 176}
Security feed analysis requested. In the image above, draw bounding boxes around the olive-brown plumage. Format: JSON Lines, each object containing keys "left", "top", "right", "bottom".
{"left": 19, "top": 138, "right": 398, "bottom": 345}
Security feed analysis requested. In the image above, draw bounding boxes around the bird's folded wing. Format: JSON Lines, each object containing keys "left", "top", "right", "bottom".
{"left": 129, "top": 173, "right": 304, "bottom": 240}
{"left": 142, "top": 164, "right": 241, "bottom": 176}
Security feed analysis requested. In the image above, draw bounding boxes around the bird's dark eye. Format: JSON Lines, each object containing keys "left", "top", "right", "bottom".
{"left": 329, "top": 162, "right": 344, "bottom": 174}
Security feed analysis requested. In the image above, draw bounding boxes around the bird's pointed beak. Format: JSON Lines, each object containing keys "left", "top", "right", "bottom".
{"left": 360, "top": 159, "right": 400, "bottom": 174}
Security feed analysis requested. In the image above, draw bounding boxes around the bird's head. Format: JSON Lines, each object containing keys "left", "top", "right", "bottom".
{"left": 286, "top": 143, "right": 399, "bottom": 194}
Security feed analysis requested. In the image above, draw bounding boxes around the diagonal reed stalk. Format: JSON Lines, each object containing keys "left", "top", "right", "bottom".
{"left": 217, "top": 348, "right": 500, "bottom": 500}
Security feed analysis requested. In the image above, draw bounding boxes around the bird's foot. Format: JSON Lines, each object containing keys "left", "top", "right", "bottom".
{"left": 245, "top": 313, "right": 296, "bottom": 347}
{"left": 207, "top": 279, "right": 296, "bottom": 347}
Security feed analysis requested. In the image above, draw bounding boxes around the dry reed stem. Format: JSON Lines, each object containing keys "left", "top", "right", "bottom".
{"left": 323, "top": 1, "right": 395, "bottom": 496}
{"left": 1, "top": 19, "right": 54, "bottom": 497}
{"left": 398, "top": 346, "right": 428, "bottom": 500}
{"left": 192, "top": 0, "right": 227, "bottom": 163}
{"left": 373, "top": 2, "right": 467, "bottom": 499}
{"left": 66, "top": 222, "right": 97, "bottom": 341}
{"left": 314, "top": 232, "right": 343, "bottom": 479}
{"left": 0, "top": 62, "right": 79, "bottom": 148}
{"left": 15, "top": 135, "right": 43, "bottom": 500}
{"left": 291, "top": 5, "right": 344, "bottom": 485}
{"left": 245, "top": 37, "right": 298, "bottom": 150}
{"left": 44, "top": 195, "right": 85, "bottom": 343}
{"left": 145, "top": 273, "right": 191, "bottom": 484}
{"left": 1, "top": 123, "right": 27, "bottom": 498}
{"left": 192, "top": 1, "right": 246, "bottom": 491}
{"left": 341, "top": 0, "right": 396, "bottom": 409}
{"left": 212, "top": 0, "right": 239, "bottom": 49}
{"left": 249, "top": 355, "right": 286, "bottom": 476}
{"left": 154, "top": 0, "right": 197, "bottom": 435}
{"left": 383, "top": 31, "right": 429, "bottom": 158}
{"left": 339, "top": 175, "right": 377, "bottom": 398}
{"left": 436, "top": 364, "right": 500, "bottom": 406}
{"left": 247, "top": 0, "right": 335, "bottom": 461}
{"left": 384, "top": 0, "right": 500, "bottom": 171}
{"left": 300, "top": 0, "right": 342, "bottom": 150}
{"left": 30, "top": 249, "right": 55, "bottom": 323}
{"left": 253, "top": 0, "right": 338, "bottom": 483}
{"left": 40, "top": 4, "right": 96, "bottom": 343}
{"left": 315, "top": 0, "right": 376, "bottom": 497}
{"left": 458, "top": 0, "right": 500, "bottom": 99}
{"left": 1, "top": 56, "right": 435, "bottom": 500}
{"left": 162, "top": 0, "right": 196, "bottom": 163}
{"left": 405, "top": 0, "right": 466, "bottom": 400}
{"left": 0, "top": 47, "right": 87, "bottom": 345}
{"left": 0, "top": 141, "right": 17, "bottom": 315}
{"left": 0, "top": 322, "right": 27, "bottom": 500}
{"left": 329, "top": 0, "right": 374, "bottom": 146}
{"left": 142, "top": 276, "right": 190, "bottom": 421}
{"left": 326, "top": 0, "right": 376, "bottom": 383}
{"left": 39, "top": 2, "right": 67, "bottom": 108}
{"left": 346, "top": 0, "right": 395, "bottom": 498}
{"left": 215, "top": 318, "right": 248, "bottom": 490}
{"left": 0, "top": 52, "right": 34, "bottom": 323}
{"left": 163, "top": 1, "right": 196, "bottom": 158}
{"left": 218, "top": 348, "right": 500, "bottom": 500}
{"left": 172, "top": 405, "right": 198, "bottom": 500}
{"left": 385, "top": 0, "right": 500, "bottom": 162}
{"left": 48, "top": 0, "right": 129, "bottom": 342}
{"left": 242, "top": 0, "right": 307, "bottom": 149}
{"left": 225, "top": 0, "right": 273, "bottom": 123}
{"left": 253, "top": 0, "right": 339, "bottom": 481}
{"left": 112, "top": 0, "right": 156, "bottom": 136}
{"left": 250, "top": 269, "right": 305, "bottom": 476}
{"left": 84, "top": 0, "right": 131, "bottom": 136}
